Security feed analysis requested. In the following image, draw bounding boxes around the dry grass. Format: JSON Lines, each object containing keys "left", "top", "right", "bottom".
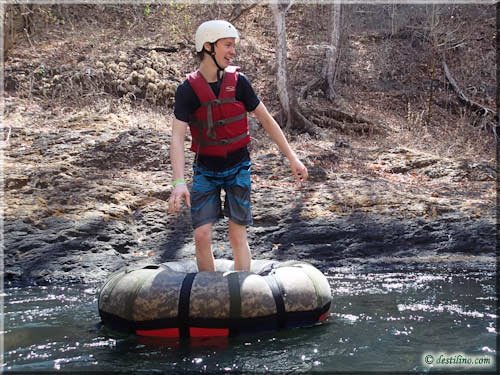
{"left": 391, "top": 106, "right": 496, "bottom": 163}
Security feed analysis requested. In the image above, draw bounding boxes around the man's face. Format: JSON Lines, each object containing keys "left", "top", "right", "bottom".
{"left": 212, "top": 38, "right": 237, "bottom": 68}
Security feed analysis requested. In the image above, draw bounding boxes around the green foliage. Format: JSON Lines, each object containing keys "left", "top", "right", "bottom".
{"left": 34, "top": 65, "right": 46, "bottom": 77}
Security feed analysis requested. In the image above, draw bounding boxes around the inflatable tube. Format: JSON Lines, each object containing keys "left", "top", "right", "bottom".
{"left": 98, "top": 259, "right": 332, "bottom": 338}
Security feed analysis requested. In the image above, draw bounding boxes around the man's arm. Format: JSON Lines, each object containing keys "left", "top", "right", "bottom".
{"left": 251, "top": 102, "right": 308, "bottom": 182}
{"left": 168, "top": 118, "right": 191, "bottom": 213}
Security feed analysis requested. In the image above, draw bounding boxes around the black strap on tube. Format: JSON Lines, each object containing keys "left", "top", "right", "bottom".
{"left": 263, "top": 273, "right": 287, "bottom": 329}
{"left": 178, "top": 273, "right": 197, "bottom": 338}
{"left": 227, "top": 272, "right": 242, "bottom": 336}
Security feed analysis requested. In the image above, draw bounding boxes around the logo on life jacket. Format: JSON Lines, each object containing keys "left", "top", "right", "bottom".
{"left": 225, "top": 85, "right": 236, "bottom": 93}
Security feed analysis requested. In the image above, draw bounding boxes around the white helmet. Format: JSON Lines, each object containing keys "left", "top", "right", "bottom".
{"left": 195, "top": 20, "right": 239, "bottom": 52}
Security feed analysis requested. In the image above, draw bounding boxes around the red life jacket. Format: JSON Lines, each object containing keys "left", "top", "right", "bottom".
{"left": 187, "top": 66, "right": 250, "bottom": 157}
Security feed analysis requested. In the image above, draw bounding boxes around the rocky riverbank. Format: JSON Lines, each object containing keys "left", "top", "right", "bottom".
{"left": 4, "top": 98, "right": 496, "bottom": 286}
{"left": 3, "top": 4, "right": 496, "bottom": 286}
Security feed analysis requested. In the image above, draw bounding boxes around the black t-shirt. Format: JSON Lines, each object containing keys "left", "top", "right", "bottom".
{"left": 174, "top": 72, "right": 260, "bottom": 122}
{"left": 173, "top": 72, "right": 260, "bottom": 171}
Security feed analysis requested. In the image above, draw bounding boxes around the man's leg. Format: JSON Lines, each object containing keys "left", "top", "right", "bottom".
{"left": 228, "top": 219, "right": 251, "bottom": 271}
{"left": 194, "top": 222, "right": 215, "bottom": 272}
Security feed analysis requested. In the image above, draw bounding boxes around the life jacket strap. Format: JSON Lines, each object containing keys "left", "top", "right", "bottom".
{"left": 190, "top": 113, "right": 246, "bottom": 129}
{"left": 198, "top": 131, "right": 249, "bottom": 147}
{"left": 200, "top": 97, "right": 237, "bottom": 107}
{"left": 200, "top": 98, "right": 238, "bottom": 139}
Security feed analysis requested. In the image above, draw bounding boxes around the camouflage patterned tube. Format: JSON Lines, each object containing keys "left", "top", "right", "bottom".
{"left": 98, "top": 259, "right": 332, "bottom": 338}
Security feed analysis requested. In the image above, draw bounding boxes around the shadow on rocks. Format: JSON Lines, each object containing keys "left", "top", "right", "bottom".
{"left": 250, "top": 206, "right": 495, "bottom": 273}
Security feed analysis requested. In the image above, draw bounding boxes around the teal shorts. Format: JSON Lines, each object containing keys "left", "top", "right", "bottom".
{"left": 191, "top": 160, "right": 253, "bottom": 229}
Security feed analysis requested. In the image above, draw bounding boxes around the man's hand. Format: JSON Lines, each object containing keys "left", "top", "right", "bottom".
{"left": 290, "top": 157, "right": 309, "bottom": 183}
{"left": 252, "top": 103, "right": 309, "bottom": 184}
{"left": 168, "top": 184, "right": 191, "bottom": 214}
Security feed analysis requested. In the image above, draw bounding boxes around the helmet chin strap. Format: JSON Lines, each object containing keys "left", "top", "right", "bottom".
{"left": 203, "top": 42, "right": 224, "bottom": 81}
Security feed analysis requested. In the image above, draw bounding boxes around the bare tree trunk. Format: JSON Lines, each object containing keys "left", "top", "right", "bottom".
{"left": 269, "top": 1, "right": 320, "bottom": 135}
{"left": 3, "top": 4, "right": 32, "bottom": 56}
{"left": 270, "top": 1, "right": 292, "bottom": 128}
{"left": 425, "top": 4, "right": 438, "bottom": 126}
{"left": 323, "top": 1, "right": 341, "bottom": 101}
{"left": 300, "top": 2, "right": 342, "bottom": 102}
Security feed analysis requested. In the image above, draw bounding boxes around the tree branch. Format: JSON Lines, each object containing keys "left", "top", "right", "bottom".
{"left": 229, "top": 3, "right": 259, "bottom": 23}
{"left": 134, "top": 46, "right": 179, "bottom": 53}
{"left": 442, "top": 61, "right": 495, "bottom": 116}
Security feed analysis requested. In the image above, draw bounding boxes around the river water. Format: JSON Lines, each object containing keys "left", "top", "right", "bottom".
{"left": 3, "top": 266, "right": 497, "bottom": 373}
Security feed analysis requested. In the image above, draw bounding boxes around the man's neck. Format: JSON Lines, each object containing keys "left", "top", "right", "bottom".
{"left": 199, "top": 60, "right": 221, "bottom": 83}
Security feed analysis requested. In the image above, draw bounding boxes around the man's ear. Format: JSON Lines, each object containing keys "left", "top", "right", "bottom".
{"left": 203, "top": 42, "right": 213, "bottom": 53}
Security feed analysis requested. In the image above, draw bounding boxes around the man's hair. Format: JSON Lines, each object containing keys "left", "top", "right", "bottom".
{"left": 196, "top": 41, "right": 217, "bottom": 62}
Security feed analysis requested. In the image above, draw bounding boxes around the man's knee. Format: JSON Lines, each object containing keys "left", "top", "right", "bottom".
{"left": 228, "top": 222, "right": 248, "bottom": 248}
{"left": 194, "top": 223, "right": 212, "bottom": 245}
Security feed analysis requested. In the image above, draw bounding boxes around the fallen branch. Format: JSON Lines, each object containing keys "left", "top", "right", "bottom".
{"left": 134, "top": 46, "right": 179, "bottom": 53}
{"left": 442, "top": 61, "right": 495, "bottom": 117}
{"left": 302, "top": 106, "right": 388, "bottom": 134}
{"left": 443, "top": 61, "right": 497, "bottom": 137}
{"left": 289, "top": 101, "right": 322, "bottom": 136}
{"left": 299, "top": 77, "right": 323, "bottom": 100}
{"left": 258, "top": 46, "right": 276, "bottom": 54}
{"left": 2, "top": 125, "right": 12, "bottom": 144}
